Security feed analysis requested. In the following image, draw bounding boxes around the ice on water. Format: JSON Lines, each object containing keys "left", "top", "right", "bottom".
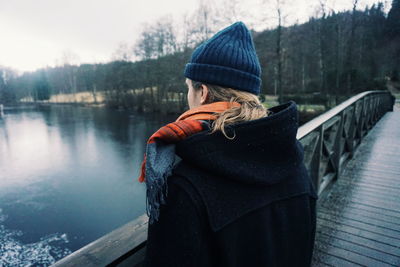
{"left": 0, "top": 209, "right": 71, "bottom": 267}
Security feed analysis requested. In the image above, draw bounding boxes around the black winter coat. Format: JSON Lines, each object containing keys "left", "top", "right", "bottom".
{"left": 144, "top": 101, "right": 318, "bottom": 267}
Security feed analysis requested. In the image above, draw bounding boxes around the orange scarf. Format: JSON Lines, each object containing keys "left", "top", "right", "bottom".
{"left": 138, "top": 101, "right": 240, "bottom": 183}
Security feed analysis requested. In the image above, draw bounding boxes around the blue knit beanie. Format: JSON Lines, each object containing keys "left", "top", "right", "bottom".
{"left": 184, "top": 21, "right": 261, "bottom": 95}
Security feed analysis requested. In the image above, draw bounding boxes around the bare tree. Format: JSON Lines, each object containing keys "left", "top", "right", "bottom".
{"left": 153, "top": 16, "right": 178, "bottom": 57}
{"left": 134, "top": 17, "right": 180, "bottom": 111}
{"left": 345, "top": 0, "right": 359, "bottom": 91}
{"left": 272, "top": 0, "right": 285, "bottom": 101}
{"left": 260, "top": 0, "right": 291, "bottom": 100}
{"left": 134, "top": 24, "right": 157, "bottom": 60}
{"left": 54, "top": 50, "right": 80, "bottom": 100}
{"left": 111, "top": 42, "right": 132, "bottom": 62}
{"left": 213, "top": 0, "right": 251, "bottom": 26}
{"left": 61, "top": 50, "right": 80, "bottom": 66}
{"left": 318, "top": 0, "right": 329, "bottom": 94}
{"left": 134, "top": 16, "right": 178, "bottom": 60}
{"left": 184, "top": 0, "right": 219, "bottom": 45}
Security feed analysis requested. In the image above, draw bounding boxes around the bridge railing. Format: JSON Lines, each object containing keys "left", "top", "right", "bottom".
{"left": 297, "top": 90, "right": 394, "bottom": 195}
{"left": 52, "top": 90, "right": 395, "bottom": 267}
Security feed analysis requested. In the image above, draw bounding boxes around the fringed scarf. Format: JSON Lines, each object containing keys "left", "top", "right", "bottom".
{"left": 138, "top": 101, "right": 240, "bottom": 223}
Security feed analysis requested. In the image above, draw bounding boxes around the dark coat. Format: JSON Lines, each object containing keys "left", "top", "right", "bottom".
{"left": 144, "top": 101, "right": 318, "bottom": 267}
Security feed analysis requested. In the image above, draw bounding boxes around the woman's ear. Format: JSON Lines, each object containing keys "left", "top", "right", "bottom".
{"left": 200, "top": 84, "right": 209, "bottom": 104}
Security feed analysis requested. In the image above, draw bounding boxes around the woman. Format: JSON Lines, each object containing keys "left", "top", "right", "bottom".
{"left": 140, "top": 21, "right": 317, "bottom": 267}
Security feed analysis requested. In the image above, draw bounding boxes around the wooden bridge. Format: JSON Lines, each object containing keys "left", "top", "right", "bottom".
{"left": 53, "top": 91, "right": 397, "bottom": 267}
{"left": 311, "top": 104, "right": 400, "bottom": 266}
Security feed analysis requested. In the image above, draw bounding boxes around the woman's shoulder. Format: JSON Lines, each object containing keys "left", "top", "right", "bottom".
{"left": 167, "top": 165, "right": 208, "bottom": 219}
{"left": 171, "top": 159, "right": 316, "bottom": 232}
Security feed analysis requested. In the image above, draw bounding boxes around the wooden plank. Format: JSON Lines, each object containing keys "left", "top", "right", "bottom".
{"left": 349, "top": 187, "right": 400, "bottom": 201}
{"left": 336, "top": 182, "right": 400, "bottom": 197}
{"left": 331, "top": 181, "right": 400, "bottom": 201}
{"left": 310, "top": 259, "right": 334, "bottom": 267}
{"left": 312, "top": 249, "right": 363, "bottom": 267}
{"left": 317, "top": 213, "right": 400, "bottom": 242}
{"left": 319, "top": 205, "right": 400, "bottom": 226}
{"left": 52, "top": 214, "right": 148, "bottom": 267}
{"left": 348, "top": 196, "right": 400, "bottom": 212}
{"left": 341, "top": 171, "right": 400, "bottom": 185}
{"left": 349, "top": 191, "right": 400, "bottom": 206}
{"left": 348, "top": 191, "right": 400, "bottom": 205}
{"left": 348, "top": 172, "right": 400, "bottom": 183}
{"left": 316, "top": 225, "right": 400, "bottom": 257}
{"left": 316, "top": 231, "right": 400, "bottom": 265}
{"left": 314, "top": 240, "right": 392, "bottom": 267}
{"left": 356, "top": 167, "right": 400, "bottom": 176}
{"left": 113, "top": 247, "right": 146, "bottom": 267}
{"left": 336, "top": 168, "right": 400, "bottom": 181}
{"left": 318, "top": 209, "right": 400, "bottom": 232}
{"left": 317, "top": 188, "right": 400, "bottom": 217}
{"left": 346, "top": 161, "right": 400, "bottom": 171}
{"left": 354, "top": 171, "right": 400, "bottom": 183}
{"left": 344, "top": 202, "right": 400, "bottom": 220}
{"left": 348, "top": 199, "right": 400, "bottom": 215}
{"left": 317, "top": 217, "right": 400, "bottom": 248}
{"left": 334, "top": 180, "right": 400, "bottom": 196}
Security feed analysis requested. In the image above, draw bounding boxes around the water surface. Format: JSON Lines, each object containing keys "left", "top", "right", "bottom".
{"left": 0, "top": 105, "right": 175, "bottom": 266}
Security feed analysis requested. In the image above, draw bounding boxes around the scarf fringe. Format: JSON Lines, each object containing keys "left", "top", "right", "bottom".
{"left": 139, "top": 102, "right": 240, "bottom": 223}
{"left": 146, "top": 165, "right": 171, "bottom": 223}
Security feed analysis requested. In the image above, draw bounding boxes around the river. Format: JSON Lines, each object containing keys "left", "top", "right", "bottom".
{"left": 0, "top": 105, "right": 175, "bottom": 266}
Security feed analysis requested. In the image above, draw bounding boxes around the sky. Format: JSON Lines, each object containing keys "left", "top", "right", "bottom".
{"left": 0, "top": 0, "right": 389, "bottom": 72}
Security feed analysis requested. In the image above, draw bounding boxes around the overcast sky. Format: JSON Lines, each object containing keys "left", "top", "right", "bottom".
{"left": 0, "top": 0, "right": 388, "bottom": 72}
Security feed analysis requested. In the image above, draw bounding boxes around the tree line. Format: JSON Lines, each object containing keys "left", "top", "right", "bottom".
{"left": 0, "top": 0, "right": 399, "bottom": 113}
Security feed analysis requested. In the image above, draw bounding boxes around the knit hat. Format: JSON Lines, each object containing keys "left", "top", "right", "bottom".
{"left": 184, "top": 21, "right": 261, "bottom": 95}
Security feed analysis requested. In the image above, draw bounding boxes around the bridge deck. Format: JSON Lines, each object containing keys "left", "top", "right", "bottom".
{"left": 312, "top": 109, "right": 400, "bottom": 267}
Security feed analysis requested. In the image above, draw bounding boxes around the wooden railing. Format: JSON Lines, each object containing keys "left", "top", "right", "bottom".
{"left": 52, "top": 90, "right": 395, "bottom": 267}
{"left": 297, "top": 90, "right": 394, "bottom": 194}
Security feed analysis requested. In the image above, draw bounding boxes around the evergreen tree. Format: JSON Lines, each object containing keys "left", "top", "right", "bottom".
{"left": 0, "top": 69, "right": 16, "bottom": 104}
{"left": 386, "top": 0, "right": 400, "bottom": 39}
{"left": 33, "top": 71, "right": 51, "bottom": 101}
{"left": 385, "top": 0, "right": 400, "bottom": 81}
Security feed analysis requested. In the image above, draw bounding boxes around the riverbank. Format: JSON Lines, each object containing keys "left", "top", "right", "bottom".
{"left": 20, "top": 91, "right": 106, "bottom": 107}
{"left": 19, "top": 89, "right": 186, "bottom": 114}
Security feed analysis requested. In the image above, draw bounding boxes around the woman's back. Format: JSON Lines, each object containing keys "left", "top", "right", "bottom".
{"left": 144, "top": 102, "right": 317, "bottom": 267}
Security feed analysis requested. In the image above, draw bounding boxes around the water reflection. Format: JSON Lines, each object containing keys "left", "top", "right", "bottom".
{"left": 0, "top": 105, "right": 175, "bottom": 265}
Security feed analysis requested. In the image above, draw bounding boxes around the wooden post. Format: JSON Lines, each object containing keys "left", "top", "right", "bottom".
{"left": 333, "top": 111, "right": 345, "bottom": 180}
{"left": 347, "top": 103, "right": 357, "bottom": 158}
{"left": 314, "top": 126, "right": 324, "bottom": 194}
{"left": 359, "top": 97, "right": 366, "bottom": 142}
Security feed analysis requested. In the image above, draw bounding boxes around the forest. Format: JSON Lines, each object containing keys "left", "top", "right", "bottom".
{"left": 0, "top": 0, "right": 399, "bottom": 113}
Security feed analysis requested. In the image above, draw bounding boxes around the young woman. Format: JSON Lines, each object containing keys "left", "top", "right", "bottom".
{"left": 139, "top": 21, "right": 317, "bottom": 267}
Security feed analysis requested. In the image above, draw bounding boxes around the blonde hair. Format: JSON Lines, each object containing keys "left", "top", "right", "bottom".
{"left": 190, "top": 80, "right": 270, "bottom": 139}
